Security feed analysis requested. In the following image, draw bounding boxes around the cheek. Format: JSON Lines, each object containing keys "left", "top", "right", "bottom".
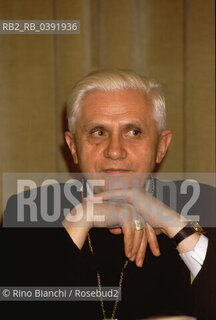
{"left": 79, "top": 144, "right": 103, "bottom": 170}
{"left": 131, "top": 142, "right": 157, "bottom": 168}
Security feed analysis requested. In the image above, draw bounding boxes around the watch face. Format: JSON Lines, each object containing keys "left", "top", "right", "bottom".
{"left": 190, "top": 221, "right": 203, "bottom": 233}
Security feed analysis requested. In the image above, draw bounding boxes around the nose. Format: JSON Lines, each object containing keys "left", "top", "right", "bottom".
{"left": 104, "top": 133, "right": 127, "bottom": 160}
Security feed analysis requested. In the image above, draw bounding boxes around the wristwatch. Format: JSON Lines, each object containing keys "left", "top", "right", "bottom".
{"left": 170, "top": 221, "right": 204, "bottom": 248}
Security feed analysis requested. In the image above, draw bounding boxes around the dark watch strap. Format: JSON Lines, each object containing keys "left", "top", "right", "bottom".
{"left": 170, "top": 221, "right": 203, "bottom": 248}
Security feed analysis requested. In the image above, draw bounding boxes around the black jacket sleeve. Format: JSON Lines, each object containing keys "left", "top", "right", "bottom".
{"left": 187, "top": 227, "right": 216, "bottom": 319}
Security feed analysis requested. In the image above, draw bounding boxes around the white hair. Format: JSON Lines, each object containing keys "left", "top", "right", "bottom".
{"left": 67, "top": 69, "right": 166, "bottom": 133}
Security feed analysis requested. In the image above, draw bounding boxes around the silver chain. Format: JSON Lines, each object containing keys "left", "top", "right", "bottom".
{"left": 83, "top": 175, "right": 155, "bottom": 319}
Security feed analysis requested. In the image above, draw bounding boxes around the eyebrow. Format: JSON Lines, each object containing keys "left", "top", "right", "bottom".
{"left": 82, "top": 121, "right": 147, "bottom": 132}
{"left": 82, "top": 123, "right": 106, "bottom": 132}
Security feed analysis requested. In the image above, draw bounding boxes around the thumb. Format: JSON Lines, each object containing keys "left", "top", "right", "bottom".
{"left": 109, "top": 227, "right": 122, "bottom": 235}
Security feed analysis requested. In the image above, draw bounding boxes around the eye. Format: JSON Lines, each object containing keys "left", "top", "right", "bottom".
{"left": 128, "top": 129, "right": 141, "bottom": 136}
{"left": 91, "top": 129, "right": 104, "bottom": 137}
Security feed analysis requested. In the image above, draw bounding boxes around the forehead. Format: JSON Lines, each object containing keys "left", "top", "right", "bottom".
{"left": 79, "top": 90, "right": 154, "bottom": 125}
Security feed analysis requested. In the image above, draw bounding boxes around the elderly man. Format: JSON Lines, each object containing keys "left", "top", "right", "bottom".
{"left": 1, "top": 70, "right": 215, "bottom": 320}
{"left": 63, "top": 69, "right": 201, "bottom": 262}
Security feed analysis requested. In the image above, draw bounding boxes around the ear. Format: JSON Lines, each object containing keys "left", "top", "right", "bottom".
{"left": 156, "top": 130, "right": 172, "bottom": 164}
{"left": 65, "top": 131, "right": 78, "bottom": 164}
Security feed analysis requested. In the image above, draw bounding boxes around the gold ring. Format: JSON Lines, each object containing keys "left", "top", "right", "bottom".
{"left": 134, "top": 219, "right": 144, "bottom": 231}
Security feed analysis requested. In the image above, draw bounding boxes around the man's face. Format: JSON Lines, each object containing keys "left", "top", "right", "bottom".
{"left": 65, "top": 90, "right": 172, "bottom": 174}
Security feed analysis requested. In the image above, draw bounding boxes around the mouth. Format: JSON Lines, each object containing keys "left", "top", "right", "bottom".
{"left": 102, "top": 169, "right": 131, "bottom": 173}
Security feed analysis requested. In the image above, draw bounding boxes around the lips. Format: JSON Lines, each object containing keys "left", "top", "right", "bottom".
{"left": 102, "top": 169, "right": 131, "bottom": 173}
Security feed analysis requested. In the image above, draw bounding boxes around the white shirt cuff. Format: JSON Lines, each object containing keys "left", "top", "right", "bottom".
{"left": 179, "top": 234, "right": 208, "bottom": 278}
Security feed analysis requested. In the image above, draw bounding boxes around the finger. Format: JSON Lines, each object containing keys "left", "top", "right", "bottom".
{"left": 85, "top": 189, "right": 131, "bottom": 202}
{"left": 109, "top": 227, "right": 122, "bottom": 235}
{"left": 122, "top": 226, "right": 135, "bottom": 259}
{"left": 135, "top": 229, "right": 148, "bottom": 267}
{"left": 130, "top": 228, "right": 144, "bottom": 261}
{"left": 146, "top": 223, "right": 160, "bottom": 256}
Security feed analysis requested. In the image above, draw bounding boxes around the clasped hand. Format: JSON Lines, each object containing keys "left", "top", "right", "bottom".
{"left": 64, "top": 187, "right": 178, "bottom": 267}
{"left": 83, "top": 187, "right": 173, "bottom": 267}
